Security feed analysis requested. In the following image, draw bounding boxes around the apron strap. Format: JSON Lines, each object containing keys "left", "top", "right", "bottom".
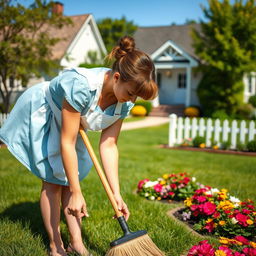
{"left": 114, "top": 102, "right": 122, "bottom": 116}
{"left": 43, "top": 82, "right": 62, "bottom": 124}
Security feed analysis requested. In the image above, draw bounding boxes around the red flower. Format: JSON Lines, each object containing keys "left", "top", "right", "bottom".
{"left": 171, "top": 183, "right": 177, "bottom": 189}
{"left": 203, "top": 202, "right": 216, "bottom": 215}
{"left": 204, "top": 221, "right": 215, "bottom": 233}
{"left": 235, "top": 213, "right": 249, "bottom": 227}
{"left": 168, "top": 191, "right": 175, "bottom": 197}
{"left": 183, "top": 177, "right": 190, "bottom": 184}
{"left": 235, "top": 236, "right": 250, "bottom": 245}
{"left": 188, "top": 240, "right": 215, "bottom": 256}
{"left": 191, "top": 205, "right": 199, "bottom": 211}
{"left": 247, "top": 205, "right": 254, "bottom": 210}
{"left": 137, "top": 179, "right": 149, "bottom": 190}
{"left": 154, "top": 184, "right": 163, "bottom": 193}
{"left": 213, "top": 211, "right": 220, "bottom": 218}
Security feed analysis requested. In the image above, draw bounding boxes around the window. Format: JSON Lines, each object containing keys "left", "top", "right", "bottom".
{"left": 248, "top": 75, "right": 252, "bottom": 93}
{"left": 157, "top": 72, "right": 162, "bottom": 88}
{"left": 178, "top": 73, "right": 186, "bottom": 88}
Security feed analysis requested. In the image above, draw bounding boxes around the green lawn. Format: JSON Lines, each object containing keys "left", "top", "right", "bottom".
{"left": 0, "top": 124, "right": 255, "bottom": 256}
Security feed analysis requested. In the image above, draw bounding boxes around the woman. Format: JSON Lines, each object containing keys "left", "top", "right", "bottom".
{"left": 0, "top": 36, "right": 158, "bottom": 256}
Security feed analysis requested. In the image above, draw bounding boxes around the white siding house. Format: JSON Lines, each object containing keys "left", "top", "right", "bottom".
{"left": 134, "top": 24, "right": 256, "bottom": 111}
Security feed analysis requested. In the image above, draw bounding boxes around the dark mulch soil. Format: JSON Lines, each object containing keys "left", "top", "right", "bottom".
{"left": 160, "top": 144, "right": 256, "bottom": 157}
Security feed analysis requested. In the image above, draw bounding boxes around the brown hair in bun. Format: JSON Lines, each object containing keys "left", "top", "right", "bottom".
{"left": 107, "top": 36, "right": 158, "bottom": 100}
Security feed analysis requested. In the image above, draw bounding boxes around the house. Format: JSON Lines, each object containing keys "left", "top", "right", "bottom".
{"left": 3, "top": 1, "right": 107, "bottom": 104}
{"left": 29, "top": 1, "right": 107, "bottom": 85}
{"left": 133, "top": 24, "right": 255, "bottom": 115}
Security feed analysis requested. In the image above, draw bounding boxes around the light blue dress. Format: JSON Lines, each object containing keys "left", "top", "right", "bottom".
{"left": 0, "top": 68, "right": 134, "bottom": 186}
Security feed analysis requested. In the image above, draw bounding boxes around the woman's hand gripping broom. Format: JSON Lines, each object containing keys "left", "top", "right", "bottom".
{"left": 79, "top": 126, "right": 165, "bottom": 256}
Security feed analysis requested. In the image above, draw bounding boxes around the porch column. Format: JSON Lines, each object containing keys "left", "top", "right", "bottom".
{"left": 185, "top": 66, "right": 191, "bottom": 107}
{"left": 152, "top": 68, "right": 160, "bottom": 107}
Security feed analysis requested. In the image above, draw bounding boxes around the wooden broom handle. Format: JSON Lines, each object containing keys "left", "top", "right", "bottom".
{"left": 79, "top": 126, "right": 123, "bottom": 218}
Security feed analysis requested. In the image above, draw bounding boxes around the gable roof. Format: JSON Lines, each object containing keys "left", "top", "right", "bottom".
{"left": 133, "top": 24, "right": 201, "bottom": 60}
{"left": 47, "top": 14, "right": 90, "bottom": 60}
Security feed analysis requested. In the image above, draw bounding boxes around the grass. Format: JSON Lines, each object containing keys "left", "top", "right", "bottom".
{"left": 0, "top": 123, "right": 256, "bottom": 256}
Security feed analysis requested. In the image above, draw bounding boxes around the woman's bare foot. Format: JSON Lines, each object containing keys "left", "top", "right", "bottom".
{"left": 66, "top": 242, "right": 91, "bottom": 256}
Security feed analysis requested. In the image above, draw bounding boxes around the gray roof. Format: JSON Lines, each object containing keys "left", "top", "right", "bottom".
{"left": 133, "top": 24, "right": 201, "bottom": 60}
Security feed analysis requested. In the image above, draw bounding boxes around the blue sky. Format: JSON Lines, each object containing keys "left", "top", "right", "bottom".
{"left": 17, "top": 0, "right": 210, "bottom": 26}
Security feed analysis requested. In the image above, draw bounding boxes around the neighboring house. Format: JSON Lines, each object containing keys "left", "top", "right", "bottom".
{"left": 134, "top": 24, "right": 256, "bottom": 109}
{"left": 3, "top": 1, "right": 107, "bottom": 104}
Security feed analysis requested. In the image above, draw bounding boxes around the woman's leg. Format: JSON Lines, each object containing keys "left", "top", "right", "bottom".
{"left": 40, "top": 181, "right": 67, "bottom": 256}
{"left": 61, "top": 185, "right": 89, "bottom": 255}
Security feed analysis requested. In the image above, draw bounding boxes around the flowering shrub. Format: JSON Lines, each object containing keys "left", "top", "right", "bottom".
{"left": 137, "top": 173, "right": 201, "bottom": 201}
{"left": 182, "top": 186, "right": 256, "bottom": 239}
{"left": 187, "top": 237, "right": 256, "bottom": 256}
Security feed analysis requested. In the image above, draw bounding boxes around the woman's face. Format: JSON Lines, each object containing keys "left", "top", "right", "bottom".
{"left": 113, "top": 72, "right": 137, "bottom": 103}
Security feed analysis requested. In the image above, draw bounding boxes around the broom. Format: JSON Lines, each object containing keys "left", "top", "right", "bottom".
{"left": 79, "top": 126, "right": 165, "bottom": 256}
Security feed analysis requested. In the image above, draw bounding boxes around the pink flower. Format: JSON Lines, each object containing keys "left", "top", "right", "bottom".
{"left": 234, "top": 236, "right": 250, "bottom": 245}
{"left": 137, "top": 179, "right": 149, "bottom": 190}
{"left": 168, "top": 191, "right": 175, "bottom": 196}
{"left": 234, "top": 252, "right": 246, "bottom": 256}
{"left": 188, "top": 240, "right": 215, "bottom": 256}
{"left": 191, "top": 204, "right": 199, "bottom": 211}
{"left": 183, "top": 177, "right": 190, "bottom": 184}
{"left": 242, "top": 209, "right": 251, "bottom": 214}
{"left": 235, "top": 213, "right": 248, "bottom": 227}
{"left": 203, "top": 202, "right": 216, "bottom": 215}
{"left": 196, "top": 196, "right": 207, "bottom": 203}
{"left": 154, "top": 184, "right": 163, "bottom": 193}
{"left": 242, "top": 247, "right": 256, "bottom": 256}
{"left": 218, "top": 246, "right": 233, "bottom": 256}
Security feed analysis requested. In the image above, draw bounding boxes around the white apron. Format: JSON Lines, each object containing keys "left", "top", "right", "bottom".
{"left": 43, "top": 67, "right": 123, "bottom": 182}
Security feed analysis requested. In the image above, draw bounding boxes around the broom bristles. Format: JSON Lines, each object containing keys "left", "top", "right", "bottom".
{"left": 106, "top": 234, "right": 165, "bottom": 256}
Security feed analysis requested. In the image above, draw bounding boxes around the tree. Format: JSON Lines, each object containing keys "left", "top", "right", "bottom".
{"left": 97, "top": 16, "right": 138, "bottom": 53}
{"left": 192, "top": 0, "right": 256, "bottom": 116}
{"left": 0, "top": 0, "right": 71, "bottom": 113}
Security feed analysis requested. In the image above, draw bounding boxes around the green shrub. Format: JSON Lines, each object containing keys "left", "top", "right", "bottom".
{"left": 235, "top": 103, "right": 254, "bottom": 120}
{"left": 248, "top": 95, "right": 256, "bottom": 108}
{"left": 247, "top": 140, "right": 256, "bottom": 152}
{"left": 211, "top": 109, "right": 230, "bottom": 120}
{"left": 192, "top": 136, "right": 205, "bottom": 147}
{"left": 221, "top": 141, "right": 231, "bottom": 150}
{"left": 236, "top": 142, "right": 247, "bottom": 152}
{"left": 134, "top": 100, "right": 152, "bottom": 116}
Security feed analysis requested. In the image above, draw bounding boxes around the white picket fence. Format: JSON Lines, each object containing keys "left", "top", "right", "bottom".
{"left": 0, "top": 113, "right": 9, "bottom": 127}
{"left": 169, "top": 114, "right": 256, "bottom": 149}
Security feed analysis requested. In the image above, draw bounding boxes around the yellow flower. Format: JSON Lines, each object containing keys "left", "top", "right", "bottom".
{"left": 215, "top": 250, "right": 227, "bottom": 256}
{"left": 246, "top": 219, "right": 253, "bottom": 225}
{"left": 184, "top": 198, "right": 193, "bottom": 207}
{"left": 213, "top": 145, "right": 219, "bottom": 150}
{"left": 250, "top": 242, "right": 256, "bottom": 248}
{"left": 162, "top": 174, "right": 169, "bottom": 180}
{"left": 219, "top": 220, "right": 226, "bottom": 226}
{"left": 206, "top": 218, "right": 213, "bottom": 223}
{"left": 219, "top": 237, "right": 230, "bottom": 245}
{"left": 160, "top": 180, "right": 166, "bottom": 185}
{"left": 217, "top": 200, "right": 234, "bottom": 211}
{"left": 221, "top": 189, "right": 228, "bottom": 193}
{"left": 157, "top": 197, "right": 162, "bottom": 201}
{"left": 253, "top": 211, "right": 256, "bottom": 216}
{"left": 199, "top": 143, "right": 205, "bottom": 148}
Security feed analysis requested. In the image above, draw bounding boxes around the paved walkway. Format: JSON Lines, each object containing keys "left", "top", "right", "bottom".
{"left": 121, "top": 116, "right": 169, "bottom": 131}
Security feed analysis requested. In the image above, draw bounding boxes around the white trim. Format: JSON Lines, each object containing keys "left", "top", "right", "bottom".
{"left": 62, "top": 14, "right": 107, "bottom": 61}
{"left": 185, "top": 67, "right": 191, "bottom": 106}
{"left": 151, "top": 40, "right": 198, "bottom": 67}
{"left": 155, "top": 63, "right": 191, "bottom": 69}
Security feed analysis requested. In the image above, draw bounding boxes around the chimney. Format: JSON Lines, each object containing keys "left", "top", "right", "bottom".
{"left": 52, "top": 1, "right": 64, "bottom": 15}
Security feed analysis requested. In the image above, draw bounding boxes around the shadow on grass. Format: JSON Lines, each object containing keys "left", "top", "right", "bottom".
{"left": 0, "top": 201, "right": 107, "bottom": 255}
{"left": 0, "top": 201, "right": 48, "bottom": 245}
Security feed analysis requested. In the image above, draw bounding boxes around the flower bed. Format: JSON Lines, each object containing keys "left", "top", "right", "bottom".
{"left": 182, "top": 186, "right": 255, "bottom": 239}
{"left": 187, "top": 237, "right": 256, "bottom": 256}
{"left": 137, "top": 172, "right": 201, "bottom": 201}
